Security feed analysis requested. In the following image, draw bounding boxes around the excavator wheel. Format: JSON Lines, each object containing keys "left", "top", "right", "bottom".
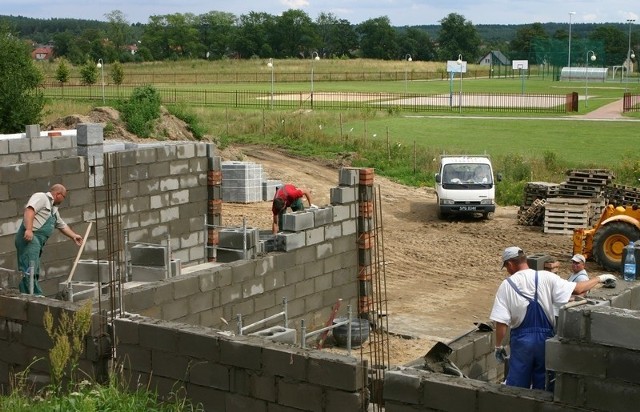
{"left": 592, "top": 222, "right": 640, "bottom": 272}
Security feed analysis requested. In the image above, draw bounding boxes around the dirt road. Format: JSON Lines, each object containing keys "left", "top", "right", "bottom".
{"left": 219, "top": 145, "right": 606, "bottom": 365}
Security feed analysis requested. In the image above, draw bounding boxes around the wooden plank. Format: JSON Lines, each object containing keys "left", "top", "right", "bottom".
{"left": 545, "top": 205, "right": 589, "bottom": 213}
{"left": 543, "top": 227, "right": 575, "bottom": 235}
{"left": 545, "top": 213, "right": 589, "bottom": 219}
{"left": 545, "top": 197, "right": 590, "bottom": 205}
{"left": 565, "top": 176, "right": 610, "bottom": 185}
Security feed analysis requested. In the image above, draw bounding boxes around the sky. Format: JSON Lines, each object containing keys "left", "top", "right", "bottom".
{"left": 2, "top": 0, "right": 639, "bottom": 26}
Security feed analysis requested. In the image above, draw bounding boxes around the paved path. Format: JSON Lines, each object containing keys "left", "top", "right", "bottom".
{"left": 580, "top": 98, "right": 625, "bottom": 120}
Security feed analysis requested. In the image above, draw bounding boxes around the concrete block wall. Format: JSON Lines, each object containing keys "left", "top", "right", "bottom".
{"left": 0, "top": 126, "right": 211, "bottom": 296}
{"left": 0, "top": 294, "right": 106, "bottom": 391}
{"left": 383, "top": 367, "right": 556, "bottom": 412}
{"left": 403, "top": 327, "right": 500, "bottom": 383}
{"left": 446, "top": 328, "right": 499, "bottom": 382}
{"left": 551, "top": 303, "right": 640, "bottom": 412}
{"left": 113, "top": 315, "right": 367, "bottom": 412}
{"left": 0, "top": 133, "right": 77, "bottom": 165}
{"left": 119, "top": 224, "right": 359, "bottom": 333}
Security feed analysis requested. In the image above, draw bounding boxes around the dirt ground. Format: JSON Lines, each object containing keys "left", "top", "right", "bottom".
{"left": 217, "top": 145, "right": 612, "bottom": 366}
{"left": 61, "top": 105, "right": 616, "bottom": 366}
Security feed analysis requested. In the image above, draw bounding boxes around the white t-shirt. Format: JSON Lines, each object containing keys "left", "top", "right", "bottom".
{"left": 25, "top": 192, "right": 66, "bottom": 230}
{"left": 490, "top": 269, "right": 576, "bottom": 328}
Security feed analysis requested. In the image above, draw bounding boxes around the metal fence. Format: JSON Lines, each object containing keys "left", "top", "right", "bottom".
{"left": 623, "top": 93, "right": 640, "bottom": 112}
{"left": 41, "top": 85, "right": 573, "bottom": 113}
{"left": 43, "top": 67, "right": 548, "bottom": 87}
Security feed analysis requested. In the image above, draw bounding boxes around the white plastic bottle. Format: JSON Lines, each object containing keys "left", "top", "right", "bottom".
{"left": 623, "top": 241, "right": 636, "bottom": 281}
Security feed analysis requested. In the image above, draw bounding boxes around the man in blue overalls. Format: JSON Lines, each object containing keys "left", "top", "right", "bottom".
{"left": 490, "top": 246, "right": 616, "bottom": 390}
{"left": 15, "top": 184, "right": 84, "bottom": 295}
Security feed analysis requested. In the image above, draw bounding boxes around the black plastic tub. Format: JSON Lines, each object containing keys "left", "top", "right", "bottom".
{"left": 332, "top": 317, "right": 370, "bottom": 348}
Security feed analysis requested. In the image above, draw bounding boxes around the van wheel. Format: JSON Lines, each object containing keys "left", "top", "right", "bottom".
{"left": 483, "top": 212, "right": 494, "bottom": 220}
{"left": 437, "top": 205, "right": 448, "bottom": 220}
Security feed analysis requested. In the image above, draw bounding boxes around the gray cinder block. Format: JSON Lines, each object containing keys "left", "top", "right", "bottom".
{"left": 76, "top": 123, "right": 104, "bottom": 146}
{"left": 330, "top": 186, "right": 357, "bottom": 204}
{"left": 249, "top": 326, "right": 296, "bottom": 344}
{"left": 311, "top": 207, "right": 333, "bottom": 226}
{"left": 339, "top": 168, "right": 359, "bottom": 186}
{"left": 73, "top": 259, "right": 110, "bottom": 283}
{"left": 282, "top": 211, "right": 314, "bottom": 232}
{"left": 276, "top": 232, "right": 306, "bottom": 251}
{"left": 25, "top": 124, "right": 41, "bottom": 139}
{"left": 218, "top": 228, "right": 260, "bottom": 249}
{"left": 130, "top": 244, "right": 168, "bottom": 266}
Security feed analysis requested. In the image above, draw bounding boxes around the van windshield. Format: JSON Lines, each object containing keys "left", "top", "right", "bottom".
{"left": 442, "top": 163, "right": 492, "bottom": 186}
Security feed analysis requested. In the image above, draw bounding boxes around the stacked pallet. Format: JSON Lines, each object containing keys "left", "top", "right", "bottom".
{"left": 518, "top": 198, "right": 546, "bottom": 226}
{"left": 543, "top": 197, "right": 591, "bottom": 234}
{"left": 550, "top": 169, "right": 614, "bottom": 198}
{"left": 517, "top": 182, "right": 558, "bottom": 226}
{"left": 604, "top": 184, "right": 640, "bottom": 206}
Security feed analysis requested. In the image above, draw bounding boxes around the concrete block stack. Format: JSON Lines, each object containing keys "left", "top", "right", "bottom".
{"left": 552, "top": 303, "right": 640, "bottom": 411}
{"left": 221, "top": 161, "right": 263, "bottom": 203}
{"left": 76, "top": 123, "right": 104, "bottom": 187}
{"left": 215, "top": 227, "right": 260, "bottom": 262}
{"left": 129, "top": 244, "right": 181, "bottom": 281}
{"left": 206, "top": 150, "right": 222, "bottom": 262}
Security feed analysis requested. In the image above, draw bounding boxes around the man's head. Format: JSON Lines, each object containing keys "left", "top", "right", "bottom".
{"left": 49, "top": 184, "right": 67, "bottom": 206}
{"left": 501, "top": 246, "right": 527, "bottom": 273}
{"left": 571, "top": 254, "right": 586, "bottom": 273}
{"left": 273, "top": 197, "right": 286, "bottom": 214}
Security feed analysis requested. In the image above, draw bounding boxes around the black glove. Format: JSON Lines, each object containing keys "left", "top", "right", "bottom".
{"left": 495, "top": 346, "right": 508, "bottom": 363}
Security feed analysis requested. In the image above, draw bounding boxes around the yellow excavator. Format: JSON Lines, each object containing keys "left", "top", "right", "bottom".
{"left": 573, "top": 204, "right": 640, "bottom": 272}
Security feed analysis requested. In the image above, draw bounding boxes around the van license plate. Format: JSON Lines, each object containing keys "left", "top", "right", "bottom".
{"left": 459, "top": 206, "right": 476, "bottom": 211}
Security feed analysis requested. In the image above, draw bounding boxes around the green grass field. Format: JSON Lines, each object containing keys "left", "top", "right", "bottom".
{"left": 41, "top": 58, "right": 640, "bottom": 204}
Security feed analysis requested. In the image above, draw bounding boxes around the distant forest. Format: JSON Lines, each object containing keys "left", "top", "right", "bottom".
{"left": 0, "top": 12, "right": 636, "bottom": 68}
{"left": 1, "top": 14, "right": 619, "bottom": 46}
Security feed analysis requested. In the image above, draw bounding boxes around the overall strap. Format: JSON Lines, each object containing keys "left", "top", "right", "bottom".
{"left": 506, "top": 271, "right": 540, "bottom": 303}
{"left": 506, "top": 277, "right": 532, "bottom": 302}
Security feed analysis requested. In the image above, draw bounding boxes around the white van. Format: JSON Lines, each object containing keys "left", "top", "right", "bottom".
{"left": 434, "top": 155, "right": 499, "bottom": 219}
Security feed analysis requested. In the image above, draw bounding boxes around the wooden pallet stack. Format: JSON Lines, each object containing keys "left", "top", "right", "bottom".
{"left": 543, "top": 197, "right": 592, "bottom": 234}
{"left": 517, "top": 182, "right": 558, "bottom": 226}
{"left": 541, "top": 169, "right": 613, "bottom": 234}
{"left": 604, "top": 183, "right": 640, "bottom": 206}
{"left": 517, "top": 170, "right": 614, "bottom": 232}
{"left": 551, "top": 169, "right": 614, "bottom": 198}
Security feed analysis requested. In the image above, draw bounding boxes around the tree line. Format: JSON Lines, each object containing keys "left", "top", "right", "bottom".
{"left": 1, "top": 10, "right": 637, "bottom": 68}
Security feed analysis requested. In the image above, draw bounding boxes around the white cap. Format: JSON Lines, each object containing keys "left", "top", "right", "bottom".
{"left": 502, "top": 247, "right": 524, "bottom": 268}
{"left": 571, "top": 254, "right": 586, "bottom": 264}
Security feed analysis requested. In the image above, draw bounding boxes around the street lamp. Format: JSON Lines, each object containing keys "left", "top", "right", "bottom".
{"left": 404, "top": 54, "right": 412, "bottom": 93}
{"left": 267, "top": 58, "right": 274, "bottom": 109}
{"left": 568, "top": 12, "right": 576, "bottom": 73}
{"left": 585, "top": 51, "right": 596, "bottom": 108}
{"left": 625, "top": 19, "right": 636, "bottom": 91}
{"left": 96, "top": 59, "right": 105, "bottom": 104}
{"left": 456, "top": 54, "right": 463, "bottom": 113}
{"left": 310, "top": 51, "right": 320, "bottom": 108}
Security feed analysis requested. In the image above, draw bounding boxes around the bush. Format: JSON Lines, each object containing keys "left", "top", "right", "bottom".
{"left": 118, "top": 85, "right": 162, "bottom": 137}
{"left": 166, "top": 104, "right": 206, "bottom": 140}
